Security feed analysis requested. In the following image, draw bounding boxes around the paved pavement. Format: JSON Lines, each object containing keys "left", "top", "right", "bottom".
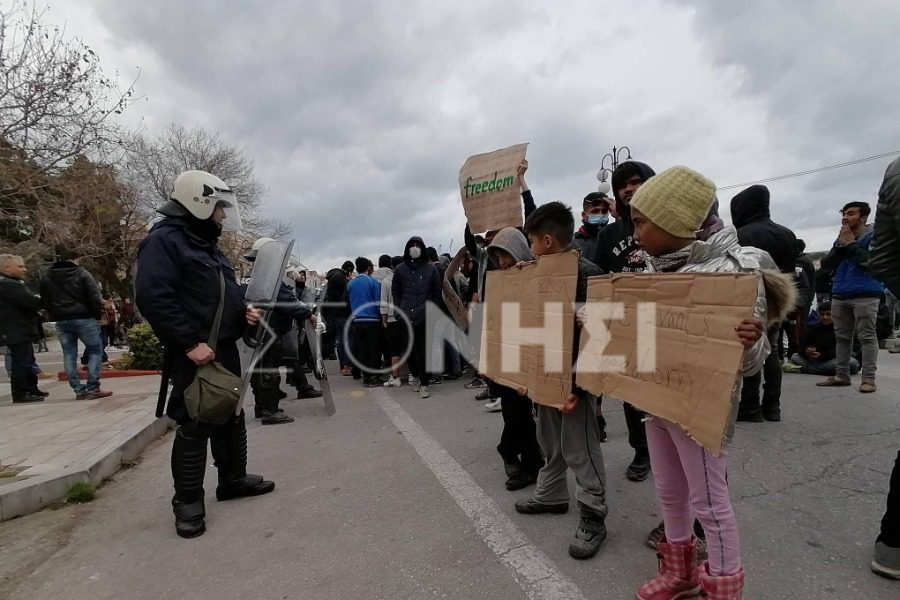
{"left": 1, "top": 353, "right": 899, "bottom": 599}
{"left": 0, "top": 340, "right": 164, "bottom": 521}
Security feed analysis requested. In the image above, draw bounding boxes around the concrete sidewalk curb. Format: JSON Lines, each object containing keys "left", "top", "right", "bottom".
{"left": 0, "top": 397, "right": 172, "bottom": 522}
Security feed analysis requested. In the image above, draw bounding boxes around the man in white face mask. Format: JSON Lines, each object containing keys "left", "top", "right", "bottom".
{"left": 572, "top": 192, "right": 612, "bottom": 260}
{"left": 391, "top": 237, "right": 441, "bottom": 399}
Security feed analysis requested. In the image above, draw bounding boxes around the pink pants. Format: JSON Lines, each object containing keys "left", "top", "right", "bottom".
{"left": 646, "top": 416, "right": 741, "bottom": 576}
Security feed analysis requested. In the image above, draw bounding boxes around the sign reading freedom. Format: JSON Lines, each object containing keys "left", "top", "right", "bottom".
{"left": 458, "top": 143, "right": 528, "bottom": 234}
{"left": 575, "top": 272, "right": 760, "bottom": 456}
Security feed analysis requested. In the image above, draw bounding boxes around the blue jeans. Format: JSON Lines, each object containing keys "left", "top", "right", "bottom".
{"left": 56, "top": 319, "right": 103, "bottom": 393}
{"left": 790, "top": 353, "right": 860, "bottom": 376}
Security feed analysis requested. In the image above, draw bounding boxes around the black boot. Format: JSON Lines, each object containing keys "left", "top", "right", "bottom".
{"left": 737, "top": 373, "right": 764, "bottom": 422}
{"left": 626, "top": 448, "right": 651, "bottom": 482}
{"left": 171, "top": 427, "right": 208, "bottom": 538}
{"left": 211, "top": 412, "right": 275, "bottom": 501}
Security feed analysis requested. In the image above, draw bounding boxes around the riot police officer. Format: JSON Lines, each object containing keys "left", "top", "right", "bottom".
{"left": 135, "top": 170, "right": 274, "bottom": 539}
{"left": 244, "top": 241, "right": 317, "bottom": 424}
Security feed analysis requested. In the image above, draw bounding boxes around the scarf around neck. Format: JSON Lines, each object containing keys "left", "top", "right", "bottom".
{"left": 648, "top": 245, "right": 693, "bottom": 273}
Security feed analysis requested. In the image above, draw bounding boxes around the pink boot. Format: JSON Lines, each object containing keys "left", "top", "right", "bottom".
{"left": 636, "top": 539, "right": 701, "bottom": 600}
{"left": 698, "top": 562, "right": 745, "bottom": 599}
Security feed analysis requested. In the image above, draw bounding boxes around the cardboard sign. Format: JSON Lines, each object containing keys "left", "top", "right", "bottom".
{"left": 479, "top": 251, "right": 578, "bottom": 408}
{"left": 575, "top": 272, "right": 760, "bottom": 456}
{"left": 459, "top": 143, "right": 528, "bottom": 234}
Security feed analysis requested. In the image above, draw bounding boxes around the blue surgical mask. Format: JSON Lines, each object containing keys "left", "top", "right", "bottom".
{"left": 587, "top": 214, "right": 609, "bottom": 226}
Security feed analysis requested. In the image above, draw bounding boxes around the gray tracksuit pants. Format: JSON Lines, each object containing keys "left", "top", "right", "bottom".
{"left": 533, "top": 393, "right": 608, "bottom": 519}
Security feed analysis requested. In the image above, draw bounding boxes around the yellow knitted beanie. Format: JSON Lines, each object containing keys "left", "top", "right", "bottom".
{"left": 630, "top": 166, "right": 717, "bottom": 238}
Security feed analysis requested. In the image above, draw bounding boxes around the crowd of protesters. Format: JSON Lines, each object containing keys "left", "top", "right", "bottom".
{"left": 2, "top": 154, "right": 899, "bottom": 595}
{"left": 312, "top": 155, "right": 900, "bottom": 595}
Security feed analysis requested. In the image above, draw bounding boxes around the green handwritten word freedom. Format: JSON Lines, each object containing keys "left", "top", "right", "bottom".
{"left": 463, "top": 172, "right": 515, "bottom": 198}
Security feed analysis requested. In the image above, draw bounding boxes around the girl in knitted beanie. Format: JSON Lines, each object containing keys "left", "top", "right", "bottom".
{"left": 628, "top": 166, "right": 796, "bottom": 600}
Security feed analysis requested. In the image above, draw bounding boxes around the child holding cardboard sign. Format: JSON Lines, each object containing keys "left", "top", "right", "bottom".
{"left": 628, "top": 167, "right": 796, "bottom": 600}
{"left": 515, "top": 201, "right": 609, "bottom": 561}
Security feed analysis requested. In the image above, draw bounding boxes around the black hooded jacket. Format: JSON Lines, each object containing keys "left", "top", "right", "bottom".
{"left": 40, "top": 261, "right": 103, "bottom": 321}
{"left": 730, "top": 185, "right": 797, "bottom": 273}
{"left": 135, "top": 217, "right": 247, "bottom": 352}
{"left": 392, "top": 236, "right": 441, "bottom": 325}
{"left": 870, "top": 156, "right": 900, "bottom": 297}
{"left": 593, "top": 161, "right": 656, "bottom": 273}
{"left": 323, "top": 267, "right": 351, "bottom": 319}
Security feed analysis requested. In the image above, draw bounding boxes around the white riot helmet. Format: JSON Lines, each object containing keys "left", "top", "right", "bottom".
{"left": 169, "top": 170, "right": 242, "bottom": 231}
{"left": 243, "top": 237, "right": 276, "bottom": 262}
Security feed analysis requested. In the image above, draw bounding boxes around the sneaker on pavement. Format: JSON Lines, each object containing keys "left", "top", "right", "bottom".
{"left": 505, "top": 472, "right": 538, "bottom": 491}
{"left": 12, "top": 393, "right": 45, "bottom": 403}
{"left": 419, "top": 386, "right": 431, "bottom": 399}
{"left": 464, "top": 378, "right": 486, "bottom": 389}
{"left": 81, "top": 389, "right": 113, "bottom": 400}
{"left": 568, "top": 516, "right": 607, "bottom": 560}
{"left": 627, "top": 453, "right": 651, "bottom": 482}
{"left": 514, "top": 498, "right": 569, "bottom": 515}
{"left": 475, "top": 389, "right": 492, "bottom": 401}
{"left": 484, "top": 399, "right": 502, "bottom": 412}
{"left": 296, "top": 387, "right": 323, "bottom": 399}
{"left": 261, "top": 411, "right": 294, "bottom": 425}
{"left": 860, "top": 380, "right": 877, "bottom": 393}
{"left": 340, "top": 367, "right": 353, "bottom": 376}
{"left": 817, "top": 376, "right": 851, "bottom": 387}
{"left": 872, "top": 540, "right": 900, "bottom": 580}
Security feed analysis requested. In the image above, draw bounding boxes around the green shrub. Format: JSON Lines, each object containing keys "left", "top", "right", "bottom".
{"left": 121, "top": 323, "right": 164, "bottom": 370}
{"left": 66, "top": 482, "right": 96, "bottom": 503}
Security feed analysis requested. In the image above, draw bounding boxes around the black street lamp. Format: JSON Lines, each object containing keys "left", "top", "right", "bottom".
{"left": 596, "top": 145, "right": 632, "bottom": 194}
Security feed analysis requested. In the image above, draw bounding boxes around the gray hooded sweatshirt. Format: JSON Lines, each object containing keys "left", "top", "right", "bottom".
{"left": 486, "top": 227, "right": 534, "bottom": 269}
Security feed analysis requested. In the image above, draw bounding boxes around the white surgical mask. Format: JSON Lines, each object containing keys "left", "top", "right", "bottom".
{"left": 409, "top": 247, "right": 422, "bottom": 260}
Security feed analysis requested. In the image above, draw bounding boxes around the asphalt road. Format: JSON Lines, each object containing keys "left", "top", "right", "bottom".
{"left": 1, "top": 355, "right": 899, "bottom": 600}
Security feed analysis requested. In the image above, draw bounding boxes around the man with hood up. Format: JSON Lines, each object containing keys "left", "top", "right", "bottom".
{"left": 484, "top": 228, "right": 544, "bottom": 491}
{"left": 392, "top": 237, "right": 441, "bottom": 399}
{"left": 592, "top": 160, "right": 656, "bottom": 483}
{"left": 730, "top": 184, "right": 798, "bottom": 422}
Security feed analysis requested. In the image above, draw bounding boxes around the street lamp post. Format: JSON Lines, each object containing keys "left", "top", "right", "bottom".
{"left": 596, "top": 145, "right": 632, "bottom": 195}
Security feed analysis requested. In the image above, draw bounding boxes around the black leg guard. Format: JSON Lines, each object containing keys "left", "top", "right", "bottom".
{"left": 210, "top": 411, "right": 275, "bottom": 501}
{"left": 171, "top": 426, "right": 208, "bottom": 538}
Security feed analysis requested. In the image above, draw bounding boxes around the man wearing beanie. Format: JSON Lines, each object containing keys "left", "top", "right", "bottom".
{"left": 628, "top": 166, "right": 794, "bottom": 600}
{"left": 730, "top": 184, "right": 798, "bottom": 423}
{"left": 592, "top": 160, "right": 656, "bottom": 484}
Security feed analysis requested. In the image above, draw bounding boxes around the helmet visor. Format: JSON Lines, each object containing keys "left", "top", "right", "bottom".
{"left": 214, "top": 191, "right": 242, "bottom": 232}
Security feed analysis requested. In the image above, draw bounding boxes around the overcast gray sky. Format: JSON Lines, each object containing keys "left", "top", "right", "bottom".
{"left": 41, "top": 0, "right": 900, "bottom": 271}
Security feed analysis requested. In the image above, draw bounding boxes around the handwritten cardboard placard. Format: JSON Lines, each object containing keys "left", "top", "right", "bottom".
{"left": 479, "top": 251, "right": 577, "bottom": 408}
{"left": 575, "top": 272, "right": 760, "bottom": 456}
{"left": 459, "top": 143, "right": 528, "bottom": 234}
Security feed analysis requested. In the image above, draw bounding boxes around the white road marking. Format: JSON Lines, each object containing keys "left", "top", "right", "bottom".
{"left": 375, "top": 390, "right": 587, "bottom": 600}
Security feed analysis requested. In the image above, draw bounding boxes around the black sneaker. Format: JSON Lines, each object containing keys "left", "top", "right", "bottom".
{"left": 261, "top": 411, "right": 294, "bottom": 425}
{"left": 506, "top": 472, "right": 538, "bottom": 491}
{"left": 296, "top": 387, "right": 323, "bottom": 399}
{"left": 646, "top": 522, "right": 665, "bottom": 549}
{"left": 626, "top": 454, "right": 651, "bottom": 482}
{"left": 736, "top": 409, "right": 764, "bottom": 423}
{"left": 514, "top": 498, "right": 569, "bottom": 515}
{"left": 12, "top": 393, "right": 45, "bottom": 403}
{"left": 568, "top": 517, "right": 607, "bottom": 559}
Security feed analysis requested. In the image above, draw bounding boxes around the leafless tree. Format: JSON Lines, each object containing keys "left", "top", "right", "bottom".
{"left": 123, "top": 123, "right": 290, "bottom": 242}
{"left": 0, "top": 1, "right": 136, "bottom": 171}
